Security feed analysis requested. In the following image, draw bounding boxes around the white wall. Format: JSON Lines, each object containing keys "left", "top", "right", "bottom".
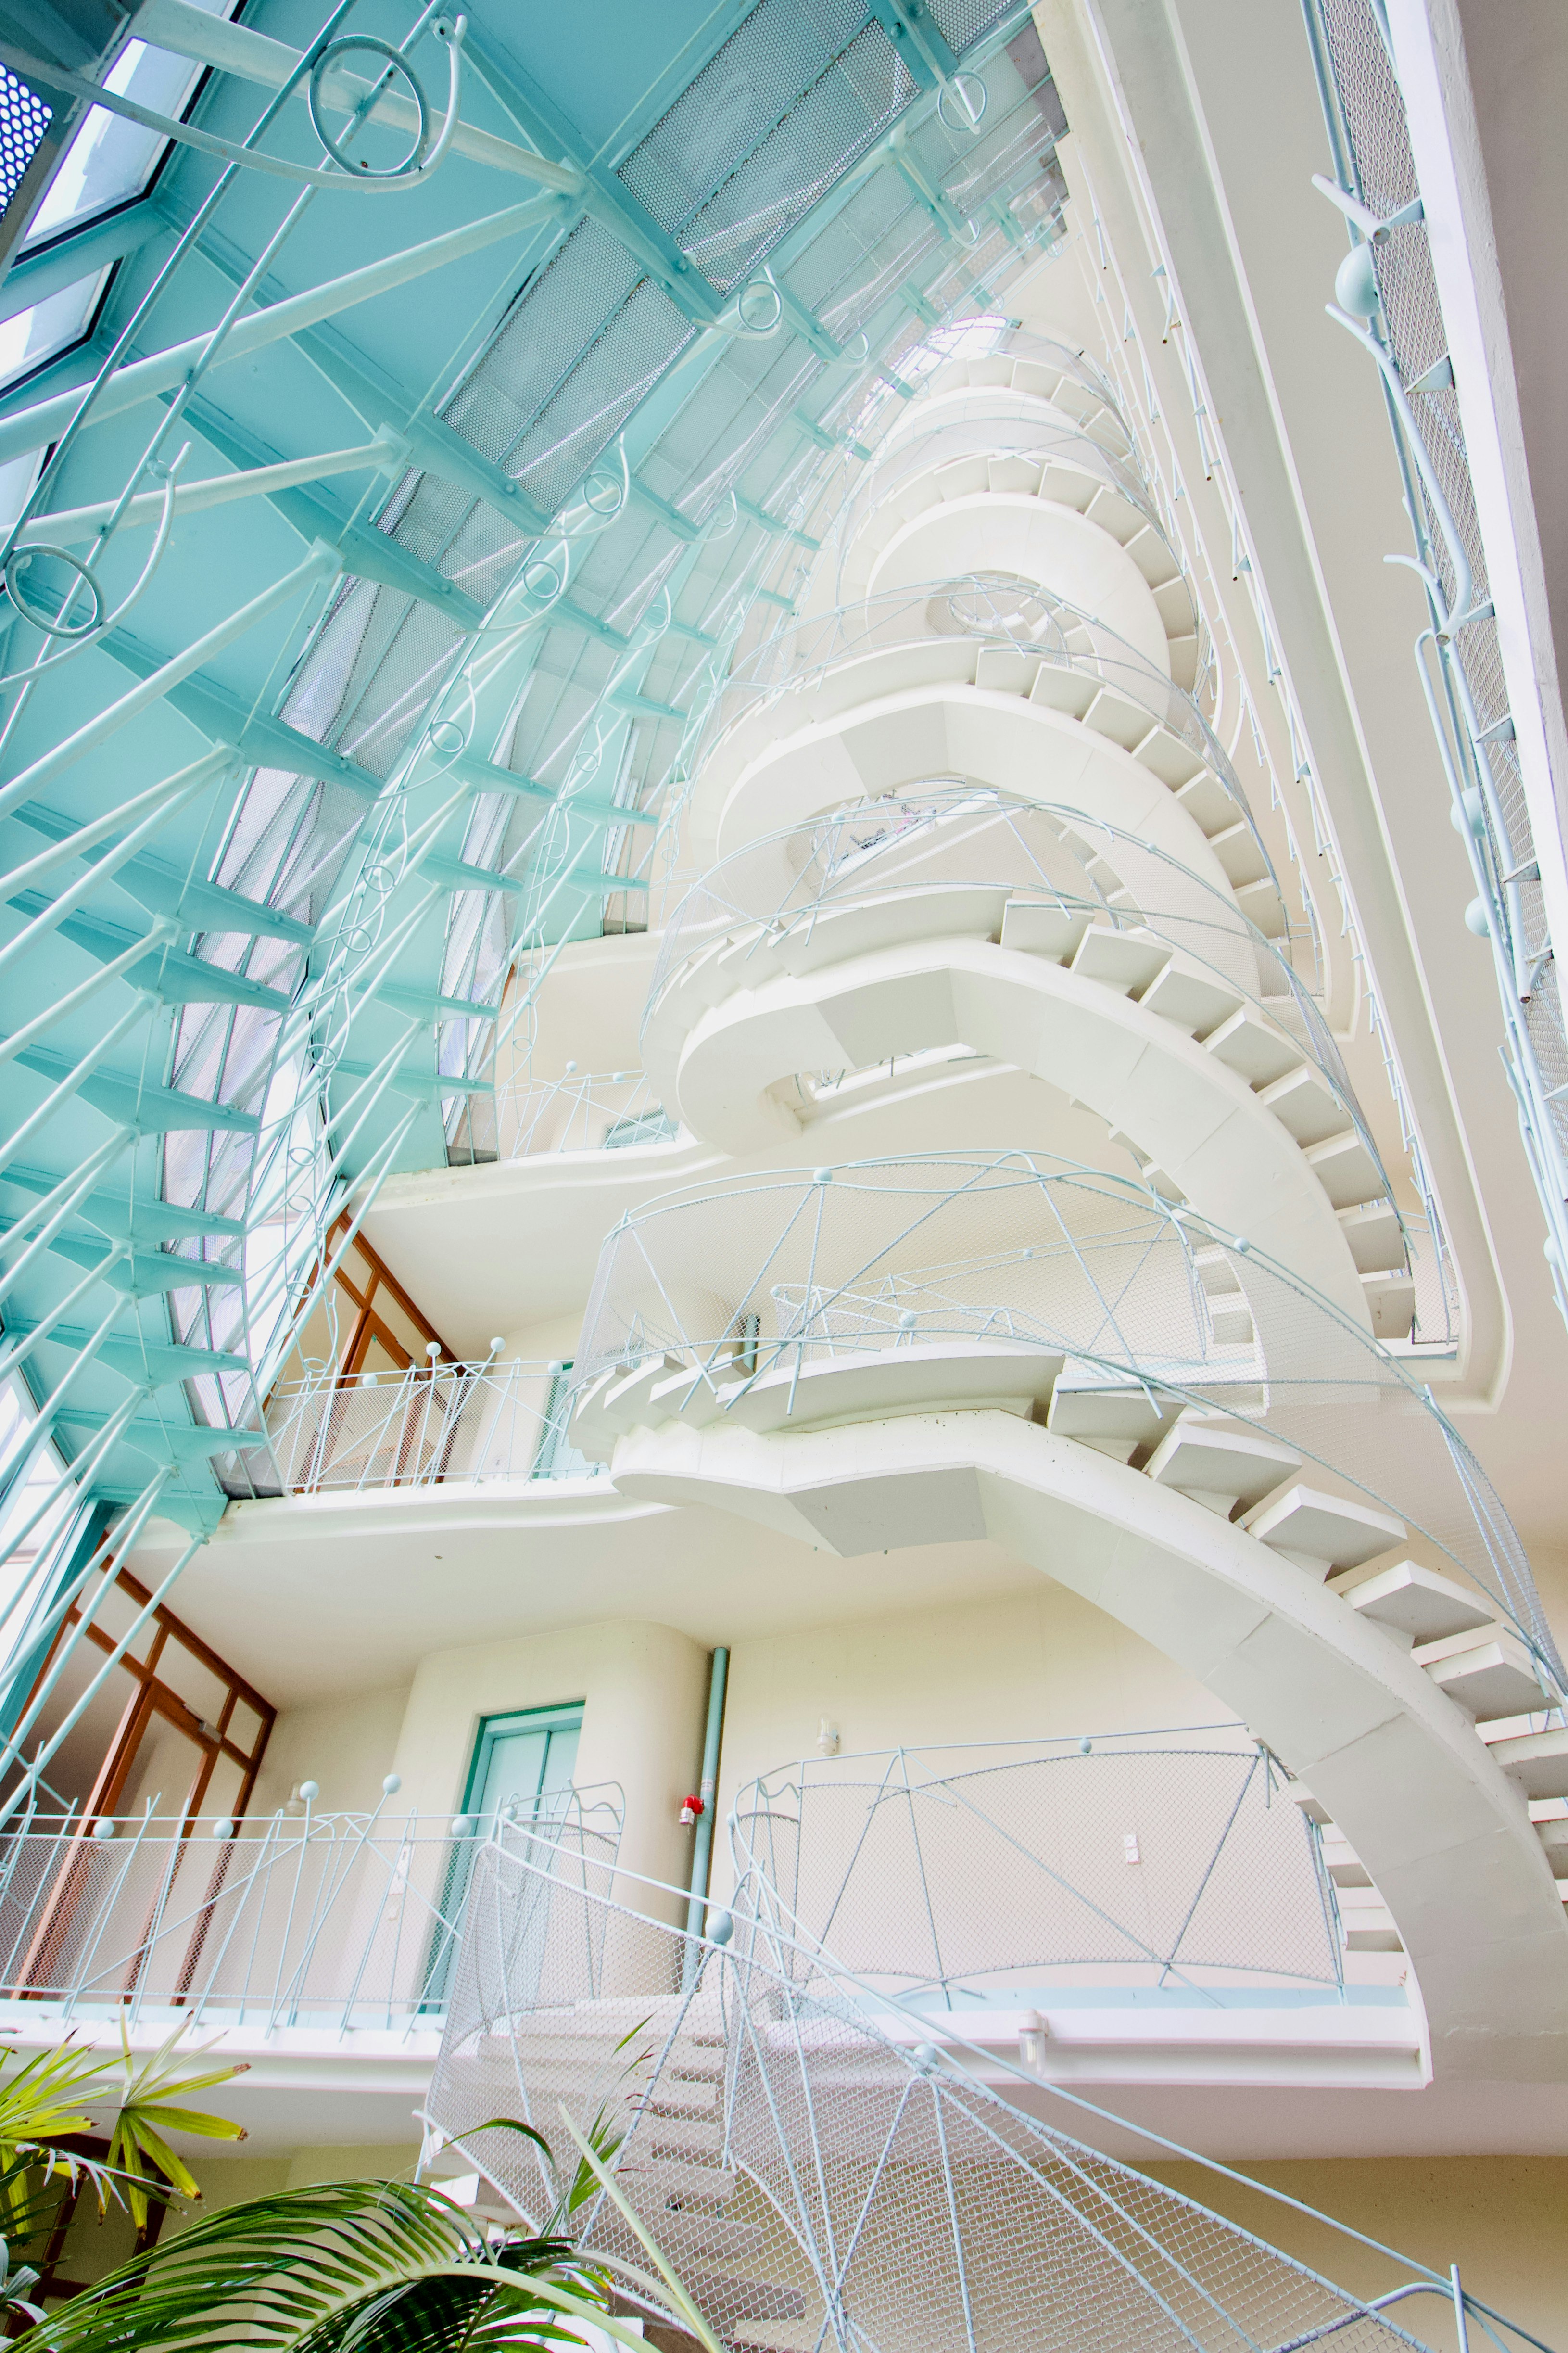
{"left": 250, "top": 1682, "right": 413, "bottom": 1818}
{"left": 711, "top": 1581, "right": 1216, "bottom": 1865}
{"left": 390, "top": 1617, "right": 711, "bottom": 1900}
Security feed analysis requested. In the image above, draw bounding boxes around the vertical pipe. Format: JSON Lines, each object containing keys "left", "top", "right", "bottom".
{"left": 682, "top": 1646, "right": 729, "bottom": 1987}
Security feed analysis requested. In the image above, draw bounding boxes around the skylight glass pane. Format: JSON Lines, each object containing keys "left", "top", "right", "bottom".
{"left": 23, "top": 0, "right": 233, "bottom": 248}
{"left": 0, "top": 268, "right": 108, "bottom": 392}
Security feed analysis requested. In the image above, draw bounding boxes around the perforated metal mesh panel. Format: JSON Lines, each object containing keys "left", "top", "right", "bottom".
{"left": 0, "top": 66, "right": 51, "bottom": 218}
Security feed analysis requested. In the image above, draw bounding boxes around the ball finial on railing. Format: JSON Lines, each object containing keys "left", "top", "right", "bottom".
{"left": 383, "top": 1774, "right": 402, "bottom": 1796}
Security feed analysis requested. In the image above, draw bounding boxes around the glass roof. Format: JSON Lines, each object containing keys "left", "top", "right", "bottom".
{"left": 0, "top": 0, "right": 1062, "bottom": 1553}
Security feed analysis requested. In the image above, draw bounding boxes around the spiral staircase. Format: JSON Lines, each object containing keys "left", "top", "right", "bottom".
{"left": 545, "top": 328, "right": 1568, "bottom": 2096}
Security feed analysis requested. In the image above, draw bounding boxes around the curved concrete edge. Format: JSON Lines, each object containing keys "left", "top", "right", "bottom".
{"left": 862, "top": 493, "right": 1172, "bottom": 674}
{"left": 706, "top": 683, "right": 1231, "bottom": 887}
{"left": 212, "top": 1477, "right": 670, "bottom": 1545}
{"left": 877, "top": 380, "right": 1097, "bottom": 455}
{"left": 663, "top": 933, "right": 1371, "bottom": 1322}
{"left": 605, "top": 1409, "right": 1568, "bottom": 2086}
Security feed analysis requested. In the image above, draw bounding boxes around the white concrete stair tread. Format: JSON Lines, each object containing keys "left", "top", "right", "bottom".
{"left": 1204, "top": 1005, "right": 1305, "bottom": 1091}
{"left": 1482, "top": 1724, "right": 1568, "bottom": 1800}
{"left": 1415, "top": 1625, "right": 1550, "bottom": 1722}
{"left": 1136, "top": 956, "right": 1244, "bottom": 1038}
{"left": 1044, "top": 1384, "right": 1186, "bottom": 1458}
{"left": 1531, "top": 1805, "right": 1568, "bottom": 1864}
{"left": 1328, "top": 1559, "right": 1497, "bottom": 1649}
{"left": 1259, "top": 1063, "right": 1352, "bottom": 1149}
{"left": 1335, "top": 1886, "right": 1404, "bottom": 1951}
{"left": 1069, "top": 923, "right": 1170, "bottom": 996}
{"left": 1242, "top": 1484, "right": 1408, "bottom": 1574}
{"left": 1361, "top": 1270, "right": 1417, "bottom": 1340}
{"left": 1336, "top": 1198, "right": 1407, "bottom": 1275}
{"left": 998, "top": 897, "right": 1092, "bottom": 959}
{"left": 1320, "top": 1829, "right": 1372, "bottom": 1888}
{"left": 1141, "top": 1420, "right": 1301, "bottom": 1510}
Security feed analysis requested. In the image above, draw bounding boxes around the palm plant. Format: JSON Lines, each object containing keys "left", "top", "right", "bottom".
{"left": 14, "top": 2118, "right": 723, "bottom": 2353}
{"left": 0, "top": 2024, "right": 246, "bottom": 2322}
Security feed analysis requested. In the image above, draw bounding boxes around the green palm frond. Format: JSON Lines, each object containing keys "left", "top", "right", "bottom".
{"left": 105, "top": 2019, "right": 248, "bottom": 2226}
{"left": 16, "top": 2175, "right": 650, "bottom": 2353}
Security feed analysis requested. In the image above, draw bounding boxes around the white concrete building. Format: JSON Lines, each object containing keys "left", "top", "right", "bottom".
{"left": 0, "top": 0, "right": 1564, "bottom": 2336}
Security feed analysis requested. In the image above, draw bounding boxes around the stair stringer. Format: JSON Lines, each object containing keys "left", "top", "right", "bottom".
{"left": 605, "top": 1408, "right": 1568, "bottom": 2088}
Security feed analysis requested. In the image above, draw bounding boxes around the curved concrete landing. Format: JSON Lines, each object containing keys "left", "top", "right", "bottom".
{"left": 656, "top": 932, "right": 1374, "bottom": 1322}
{"left": 606, "top": 1408, "right": 1568, "bottom": 2088}
{"left": 865, "top": 494, "right": 1172, "bottom": 674}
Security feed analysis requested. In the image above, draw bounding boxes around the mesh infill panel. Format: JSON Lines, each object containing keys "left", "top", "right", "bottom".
{"left": 925, "top": 0, "right": 1018, "bottom": 50}
{"left": 0, "top": 66, "right": 50, "bottom": 217}
{"left": 428, "top": 1834, "right": 1426, "bottom": 2353}
{"left": 619, "top": 0, "right": 915, "bottom": 290}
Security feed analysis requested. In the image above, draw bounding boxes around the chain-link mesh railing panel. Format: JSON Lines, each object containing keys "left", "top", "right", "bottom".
{"left": 572, "top": 1155, "right": 1561, "bottom": 1679}
{"left": 264, "top": 1363, "right": 606, "bottom": 1492}
{"left": 427, "top": 1832, "right": 1426, "bottom": 2353}
{"left": 735, "top": 1745, "right": 1339, "bottom": 1994}
{"left": 0, "top": 1817, "right": 484, "bottom": 2025}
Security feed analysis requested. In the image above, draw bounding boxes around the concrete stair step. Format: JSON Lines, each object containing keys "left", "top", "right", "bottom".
{"left": 1335, "top": 1886, "right": 1404, "bottom": 1951}
{"left": 1242, "top": 1484, "right": 1408, "bottom": 1576}
{"left": 1204, "top": 1005, "right": 1302, "bottom": 1090}
{"left": 1530, "top": 1805, "right": 1568, "bottom": 1866}
{"left": 1482, "top": 1725, "right": 1568, "bottom": 1800}
{"left": 1136, "top": 956, "right": 1244, "bottom": 1038}
{"left": 1329, "top": 1558, "right": 1497, "bottom": 1649}
{"left": 1361, "top": 1270, "right": 1416, "bottom": 1339}
{"left": 1303, "top": 1129, "right": 1388, "bottom": 1212}
{"left": 1336, "top": 1197, "right": 1407, "bottom": 1274}
{"left": 1319, "top": 1829, "right": 1371, "bottom": 1888}
{"left": 1234, "top": 876, "right": 1289, "bottom": 938}
{"left": 1080, "top": 687, "right": 1154, "bottom": 752}
{"left": 999, "top": 897, "right": 1092, "bottom": 961}
{"left": 1171, "top": 769, "right": 1237, "bottom": 834}
{"left": 1204, "top": 818, "right": 1271, "bottom": 890}
{"left": 1415, "top": 1626, "right": 1548, "bottom": 1723}
{"left": 1068, "top": 923, "right": 1170, "bottom": 996}
{"left": 1143, "top": 1418, "right": 1301, "bottom": 1511}
{"left": 1045, "top": 1384, "right": 1186, "bottom": 1461}
{"left": 1258, "top": 1061, "right": 1348, "bottom": 1147}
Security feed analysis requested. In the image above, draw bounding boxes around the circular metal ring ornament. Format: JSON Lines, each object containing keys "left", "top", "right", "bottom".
{"left": 522, "top": 556, "right": 562, "bottom": 602}
{"left": 427, "top": 717, "right": 467, "bottom": 755}
{"left": 308, "top": 36, "right": 430, "bottom": 178}
{"left": 842, "top": 329, "right": 870, "bottom": 366}
{"left": 583, "top": 471, "right": 626, "bottom": 518}
{"left": 3, "top": 543, "right": 104, "bottom": 638}
{"left": 936, "top": 72, "right": 988, "bottom": 133}
{"left": 737, "top": 279, "right": 784, "bottom": 335}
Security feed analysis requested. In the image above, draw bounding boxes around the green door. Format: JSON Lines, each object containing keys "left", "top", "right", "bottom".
{"left": 463, "top": 1703, "right": 583, "bottom": 1832}
{"left": 424, "top": 1703, "right": 584, "bottom": 2010}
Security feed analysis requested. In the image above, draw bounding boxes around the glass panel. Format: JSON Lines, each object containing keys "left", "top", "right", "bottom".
{"left": 156, "top": 1639, "right": 229, "bottom": 1732}
{"left": 227, "top": 1697, "right": 264, "bottom": 1757}
{"left": 26, "top": 1641, "right": 137, "bottom": 1817}
{"left": 469, "top": 1711, "right": 582, "bottom": 1830}
{"left": 116, "top": 1705, "right": 204, "bottom": 1824}
{"left": 0, "top": 269, "right": 108, "bottom": 393}
{"left": 25, "top": 34, "right": 206, "bottom": 246}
